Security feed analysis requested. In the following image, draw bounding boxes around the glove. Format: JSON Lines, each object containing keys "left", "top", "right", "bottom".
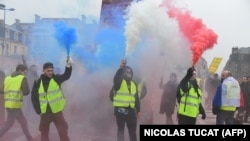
{"left": 120, "top": 59, "right": 127, "bottom": 68}
{"left": 199, "top": 104, "right": 206, "bottom": 120}
{"left": 212, "top": 107, "right": 220, "bottom": 115}
{"left": 66, "top": 57, "right": 73, "bottom": 67}
{"left": 201, "top": 113, "right": 206, "bottom": 120}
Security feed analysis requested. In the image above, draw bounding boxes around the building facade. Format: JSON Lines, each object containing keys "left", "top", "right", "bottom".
{"left": 0, "top": 20, "right": 28, "bottom": 56}
{"left": 99, "top": 0, "right": 133, "bottom": 28}
{"left": 17, "top": 14, "right": 99, "bottom": 66}
{"left": 224, "top": 47, "right": 250, "bottom": 78}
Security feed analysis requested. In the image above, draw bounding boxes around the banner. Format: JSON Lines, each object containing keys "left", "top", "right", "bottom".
{"left": 140, "top": 125, "right": 250, "bottom": 140}
{"left": 208, "top": 57, "right": 223, "bottom": 73}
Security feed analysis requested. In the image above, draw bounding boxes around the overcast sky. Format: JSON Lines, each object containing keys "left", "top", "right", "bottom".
{"left": 1, "top": 0, "right": 249, "bottom": 73}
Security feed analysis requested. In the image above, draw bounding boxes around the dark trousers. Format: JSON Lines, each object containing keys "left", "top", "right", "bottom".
{"left": 0, "top": 108, "right": 32, "bottom": 140}
{"left": 115, "top": 108, "right": 137, "bottom": 141}
{"left": 216, "top": 110, "right": 235, "bottom": 125}
{"left": 39, "top": 111, "right": 69, "bottom": 141}
{"left": 165, "top": 113, "right": 174, "bottom": 124}
{"left": 244, "top": 107, "right": 250, "bottom": 122}
{"left": 177, "top": 114, "right": 196, "bottom": 125}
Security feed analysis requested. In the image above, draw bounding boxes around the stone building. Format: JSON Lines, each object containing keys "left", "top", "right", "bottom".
{"left": 0, "top": 19, "right": 28, "bottom": 73}
{"left": 224, "top": 47, "right": 250, "bottom": 78}
{"left": 0, "top": 20, "right": 28, "bottom": 56}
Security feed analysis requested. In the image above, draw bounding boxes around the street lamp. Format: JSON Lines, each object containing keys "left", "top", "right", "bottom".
{"left": 0, "top": 4, "right": 15, "bottom": 55}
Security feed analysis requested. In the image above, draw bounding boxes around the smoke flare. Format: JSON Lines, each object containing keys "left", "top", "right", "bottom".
{"left": 54, "top": 21, "right": 78, "bottom": 56}
{"left": 162, "top": 0, "right": 218, "bottom": 66}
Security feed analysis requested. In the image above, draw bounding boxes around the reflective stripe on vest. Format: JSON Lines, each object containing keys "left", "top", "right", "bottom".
{"left": 4, "top": 75, "right": 24, "bottom": 108}
{"left": 38, "top": 78, "right": 65, "bottom": 113}
{"left": 113, "top": 79, "right": 136, "bottom": 108}
{"left": 178, "top": 82, "right": 202, "bottom": 118}
{"left": 220, "top": 106, "right": 236, "bottom": 111}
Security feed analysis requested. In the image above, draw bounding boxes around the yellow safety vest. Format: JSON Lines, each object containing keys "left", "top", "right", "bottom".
{"left": 196, "top": 78, "right": 201, "bottom": 87}
{"left": 38, "top": 78, "right": 65, "bottom": 113}
{"left": 178, "top": 82, "right": 202, "bottom": 118}
{"left": 4, "top": 75, "right": 25, "bottom": 108}
{"left": 220, "top": 78, "right": 240, "bottom": 111}
{"left": 220, "top": 106, "right": 236, "bottom": 111}
{"left": 137, "top": 81, "right": 143, "bottom": 99}
{"left": 113, "top": 79, "right": 137, "bottom": 108}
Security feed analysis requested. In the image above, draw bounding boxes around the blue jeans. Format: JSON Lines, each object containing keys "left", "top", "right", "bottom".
{"left": 216, "top": 110, "right": 235, "bottom": 125}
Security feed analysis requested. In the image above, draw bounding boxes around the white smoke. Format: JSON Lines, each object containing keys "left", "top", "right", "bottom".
{"left": 124, "top": 0, "right": 192, "bottom": 80}
{"left": 0, "top": 0, "right": 196, "bottom": 140}
{"left": 124, "top": 0, "right": 193, "bottom": 124}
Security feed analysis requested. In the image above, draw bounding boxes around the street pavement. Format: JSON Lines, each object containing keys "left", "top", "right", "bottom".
{"left": 1, "top": 108, "right": 249, "bottom": 141}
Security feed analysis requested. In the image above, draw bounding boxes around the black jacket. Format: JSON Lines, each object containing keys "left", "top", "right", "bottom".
{"left": 176, "top": 67, "right": 205, "bottom": 117}
{"left": 31, "top": 67, "right": 72, "bottom": 114}
{"left": 0, "top": 72, "right": 30, "bottom": 96}
{"left": 159, "top": 79, "right": 179, "bottom": 114}
{"left": 110, "top": 68, "right": 140, "bottom": 113}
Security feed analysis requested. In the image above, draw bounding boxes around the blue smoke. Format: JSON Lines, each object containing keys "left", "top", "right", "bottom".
{"left": 54, "top": 21, "right": 77, "bottom": 56}
{"left": 72, "top": 45, "right": 97, "bottom": 73}
{"left": 93, "top": 7, "right": 126, "bottom": 71}
{"left": 28, "top": 7, "right": 129, "bottom": 73}
{"left": 70, "top": 6, "right": 127, "bottom": 73}
{"left": 28, "top": 21, "right": 65, "bottom": 67}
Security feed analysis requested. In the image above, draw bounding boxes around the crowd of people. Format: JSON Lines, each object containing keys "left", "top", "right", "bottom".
{"left": 0, "top": 57, "right": 73, "bottom": 141}
{"left": 0, "top": 57, "right": 249, "bottom": 141}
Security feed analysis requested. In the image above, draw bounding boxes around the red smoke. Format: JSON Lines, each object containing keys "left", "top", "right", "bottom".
{"left": 161, "top": 0, "right": 218, "bottom": 66}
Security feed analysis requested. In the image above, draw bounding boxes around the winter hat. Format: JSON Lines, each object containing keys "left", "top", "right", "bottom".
{"left": 43, "top": 62, "right": 54, "bottom": 70}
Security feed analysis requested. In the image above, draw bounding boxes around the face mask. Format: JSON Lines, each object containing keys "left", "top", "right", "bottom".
{"left": 123, "top": 66, "right": 133, "bottom": 81}
{"left": 127, "top": 73, "right": 132, "bottom": 78}
{"left": 124, "top": 72, "right": 132, "bottom": 80}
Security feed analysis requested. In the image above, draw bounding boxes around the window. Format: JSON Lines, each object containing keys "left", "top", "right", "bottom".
{"left": 14, "top": 46, "right": 17, "bottom": 54}
{"left": 18, "top": 33, "right": 22, "bottom": 42}
{"left": 0, "top": 26, "right": 4, "bottom": 38}
{"left": 5, "top": 44, "right": 9, "bottom": 55}
{"left": 10, "top": 30, "right": 15, "bottom": 40}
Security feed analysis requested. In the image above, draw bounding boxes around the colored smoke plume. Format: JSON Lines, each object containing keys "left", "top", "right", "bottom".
{"left": 123, "top": 0, "right": 192, "bottom": 80}
{"left": 54, "top": 21, "right": 78, "bottom": 56}
{"left": 161, "top": 0, "right": 218, "bottom": 66}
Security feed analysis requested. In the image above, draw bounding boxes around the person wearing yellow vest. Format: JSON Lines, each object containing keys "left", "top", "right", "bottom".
{"left": 110, "top": 59, "right": 140, "bottom": 141}
{"left": 0, "top": 70, "right": 6, "bottom": 126}
{"left": 176, "top": 67, "right": 206, "bottom": 125}
{"left": 31, "top": 59, "right": 72, "bottom": 141}
{"left": 0, "top": 64, "right": 33, "bottom": 141}
{"left": 136, "top": 78, "right": 147, "bottom": 100}
{"left": 212, "top": 70, "right": 241, "bottom": 125}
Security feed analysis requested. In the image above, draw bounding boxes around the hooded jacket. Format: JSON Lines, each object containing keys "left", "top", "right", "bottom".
{"left": 176, "top": 67, "right": 205, "bottom": 117}
{"left": 110, "top": 66, "right": 140, "bottom": 113}
{"left": 176, "top": 67, "right": 196, "bottom": 103}
{"left": 0, "top": 71, "right": 29, "bottom": 96}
